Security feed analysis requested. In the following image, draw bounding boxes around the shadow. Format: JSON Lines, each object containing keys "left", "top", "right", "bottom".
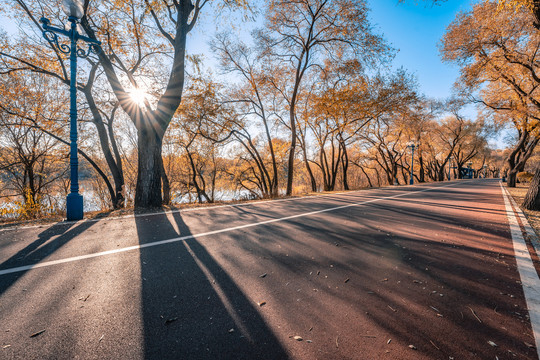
{"left": 135, "top": 209, "right": 289, "bottom": 359}
{"left": 0, "top": 220, "right": 98, "bottom": 297}
{"left": 186, "top": 181, "right": 535, "bottom": 359}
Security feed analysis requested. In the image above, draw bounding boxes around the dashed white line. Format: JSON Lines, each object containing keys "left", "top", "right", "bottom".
{"left": 0, "top": 182, "right": 461, "bottom": 276}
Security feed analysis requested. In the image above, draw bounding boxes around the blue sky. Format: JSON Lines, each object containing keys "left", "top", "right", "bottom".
{"left": 187, "top": 0, "right": 475, "bottom": 102}
{"left": 3, "top": 1, "right": 490, "bottom": 141}
{"left": 368, "top": 0, "right": 473, "bottom": 100}
{"left": 2, "top": 1, "right": 473, "bottom": 101}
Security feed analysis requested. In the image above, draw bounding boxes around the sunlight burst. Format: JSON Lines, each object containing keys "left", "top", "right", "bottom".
{"left": 128, "top": 87, "right": 148, "bottom": 107}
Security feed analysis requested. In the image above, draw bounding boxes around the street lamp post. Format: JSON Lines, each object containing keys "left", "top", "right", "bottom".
{"left": 407, "top": 142, "right": 419, "bottom": 185}
{"left": 40, "top": 0, "right": 101, "bottom": 221}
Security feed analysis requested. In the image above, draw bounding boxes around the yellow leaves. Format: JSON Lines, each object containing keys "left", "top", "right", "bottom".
{"left": 496, "top": 0, "right": 534, "bottom": 12}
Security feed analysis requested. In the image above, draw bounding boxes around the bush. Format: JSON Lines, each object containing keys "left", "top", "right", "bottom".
{"left": 517, "top": 171, "right": 534, "bottom": 183}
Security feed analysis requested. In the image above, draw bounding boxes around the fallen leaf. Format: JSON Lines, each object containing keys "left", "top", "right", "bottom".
{"left": 257, "top": 301, "right": 266, "bottom": 307}
{"left": 2, "top": 345, "right": 11, "bottom": 349}
{"left": 293, "top": 336, "right": 303, "bottom": 341}
{"left": 382, "top": 278, "right": 388, "bottom": 282}
{"left": 165, "top": 317, "right": 178, "bottom": 325}
{"left": 228, "top": 328, "right": 235, "bottom": 333}
{"left": 98, "top": 335, "right": 104, "bottom": 343}
{"left": 525, "top": 342, "right": 534, "bottom": 348}
{"left": 408, "top": 345, "right": 417, "bottom": 350}
{"left": 387, "top": 339, "right": 391, "bottom": 344}
{"left": 259, "top": 273, "right": 267, "bottom": 278}
{"left": 30, "top": 330, "right": 45, "bottom": 338}
{"left": 487, "top": 341, "right": 498, "bottom": 347}
{"left": 306, "top": 340, "right": 312, "bottom": 343}
{"left": 344, "top": 278, "right": 350, "bottom": 283}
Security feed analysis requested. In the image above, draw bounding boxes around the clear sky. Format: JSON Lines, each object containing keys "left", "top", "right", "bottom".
{"left": 187, "top": 0, "right": 476, "bottom": 104}
{"left": 368, "top": 0, "right": 473, "bottom": 100}
{"left": 2, "top": 1, "right": 473, "bottom": 101}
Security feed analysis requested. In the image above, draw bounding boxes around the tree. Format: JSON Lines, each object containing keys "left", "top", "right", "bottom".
{"left": 1, "top": 1, "right": 127, "bottom": 209}
{"left": 258, "top": 0, "right": 392, "bottom": 195}
{"left": 76, "top": 0, "right": 243, "bottom": 207}
{"left": 440, "top": 1, "right": 540, "bottom": 208}
{"left": 212, "top": 33, "right": 282, "bottom": 197}
{"left": 167, "top": 70, "right": 236, "bottom": 203}
{"left": 0, "top": 74, "right": 68, "bottom": 218}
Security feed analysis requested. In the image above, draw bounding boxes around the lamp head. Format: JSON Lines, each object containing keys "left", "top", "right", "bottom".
{"left": 62, "top": 0, "right": 84, "bottom": 20}
{"left": 40, "top": 17, "right": 50, "bottom": 26}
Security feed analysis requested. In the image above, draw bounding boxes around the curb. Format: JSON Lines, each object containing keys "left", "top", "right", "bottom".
{"left": 504, "top": 186, "right": 540, "bottom": 259}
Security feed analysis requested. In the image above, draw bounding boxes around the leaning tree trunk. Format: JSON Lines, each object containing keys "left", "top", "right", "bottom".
{"left": 507, "top": 168, "right": 519, "bottom": 188}
{"left": 135, "top": 127, "right": 163, "bottom": 209}
{"left": 523, "top": 165, "right": 540, "bottom": 210}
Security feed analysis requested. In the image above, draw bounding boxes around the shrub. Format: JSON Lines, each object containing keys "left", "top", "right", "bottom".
{"left": 517, "top": 171, "right": 534, "bottom": 183}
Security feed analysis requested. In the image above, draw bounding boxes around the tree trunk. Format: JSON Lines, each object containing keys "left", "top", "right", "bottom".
{"left": 359, "top": 165, "right": 373, "bottom": 188}
{"left": 300, "top": 141, "right": 317, "bottom": 192}
{"left": 85, "top": 90, "right": 125, "bottom": 208}
{"left": 523, "top": 164, "right": 540, "bottom": 210}
{"left": 507, "top": 169, "right": 518, "bottom": 188}
{"left": 160, "top": 158, "right": 171, "bottom": 205}
{"left": 134, "top": 128, "right": 163, "bottom": 208}
{"left": 419, "top": 154, "right": 425, "bottom": 183}
{"left": 341, "top": 142, "right": 349, "bottom": 191}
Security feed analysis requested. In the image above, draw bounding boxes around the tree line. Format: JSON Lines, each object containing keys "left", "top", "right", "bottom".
{"left": 0, "top": 0, "right": 507, "bottom": 219}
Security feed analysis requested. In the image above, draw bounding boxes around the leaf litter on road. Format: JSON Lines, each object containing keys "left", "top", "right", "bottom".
{"left": 468, "top": 307, "right": 482, "bottom": 323}
{"left": 165, "top": 317, "right": 178, "bottom": 325}
{"left": 30, "top": 329, "right": 45, "bottom": 338}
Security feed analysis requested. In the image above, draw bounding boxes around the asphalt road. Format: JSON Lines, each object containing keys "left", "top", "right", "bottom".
{"left": 0, "top": 179, "right": 538, "bottom": 359}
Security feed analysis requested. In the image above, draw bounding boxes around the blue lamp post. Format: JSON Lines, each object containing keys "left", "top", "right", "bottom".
{"left": 407, "top": 142, "right": 419, "bottom": 185}
{"left": 40, "top": 0, "right": 101, "bottom": 221}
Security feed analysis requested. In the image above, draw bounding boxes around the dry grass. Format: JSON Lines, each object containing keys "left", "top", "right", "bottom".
{"left": 506, "top": 183, "right": 540, "bottom": 237}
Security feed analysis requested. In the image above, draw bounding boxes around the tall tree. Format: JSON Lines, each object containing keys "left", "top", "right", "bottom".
{"left": 76, "top": 0, "right": 249, "bottom": 208}
{"left": 258, "top": 0, "right": 392, "bottom": 195}
{"left": 1, "top": 1, "right": 127, "bottom": 209}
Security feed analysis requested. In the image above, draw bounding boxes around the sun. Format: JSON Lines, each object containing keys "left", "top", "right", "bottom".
{"left": 128, "top": 87, "right": 148, "bottom": 107}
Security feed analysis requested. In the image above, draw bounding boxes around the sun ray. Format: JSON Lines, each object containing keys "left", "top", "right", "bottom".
{"left": 128, "top": 87, "right": 148, "bottom": 108}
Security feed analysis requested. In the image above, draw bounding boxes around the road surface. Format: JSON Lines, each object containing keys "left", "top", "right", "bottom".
{"left": 0, "top": 179, "right": 538, "bottom": 359}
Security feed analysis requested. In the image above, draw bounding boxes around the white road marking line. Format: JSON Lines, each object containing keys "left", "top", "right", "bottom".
{"left": 0, "top": 188, "right": 373, "bottom": 232}
{"left": 501, "top": 183, "right": 540, "bottom": 358}
{"left": 0, "top": 180, "right": 465, "bottom": 233}
{"left": 507, "top": 191, "right": 540, "bottom": 259}
{"left": 0, "top": 181, "right": 461, "bottom": 276}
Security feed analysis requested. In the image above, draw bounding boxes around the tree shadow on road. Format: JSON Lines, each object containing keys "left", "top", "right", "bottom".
{"left": 134, "top": 209, "right": 288, "bottom": 360}
{"left": 0, "top": 220, "right": 97, "bottom": 297}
